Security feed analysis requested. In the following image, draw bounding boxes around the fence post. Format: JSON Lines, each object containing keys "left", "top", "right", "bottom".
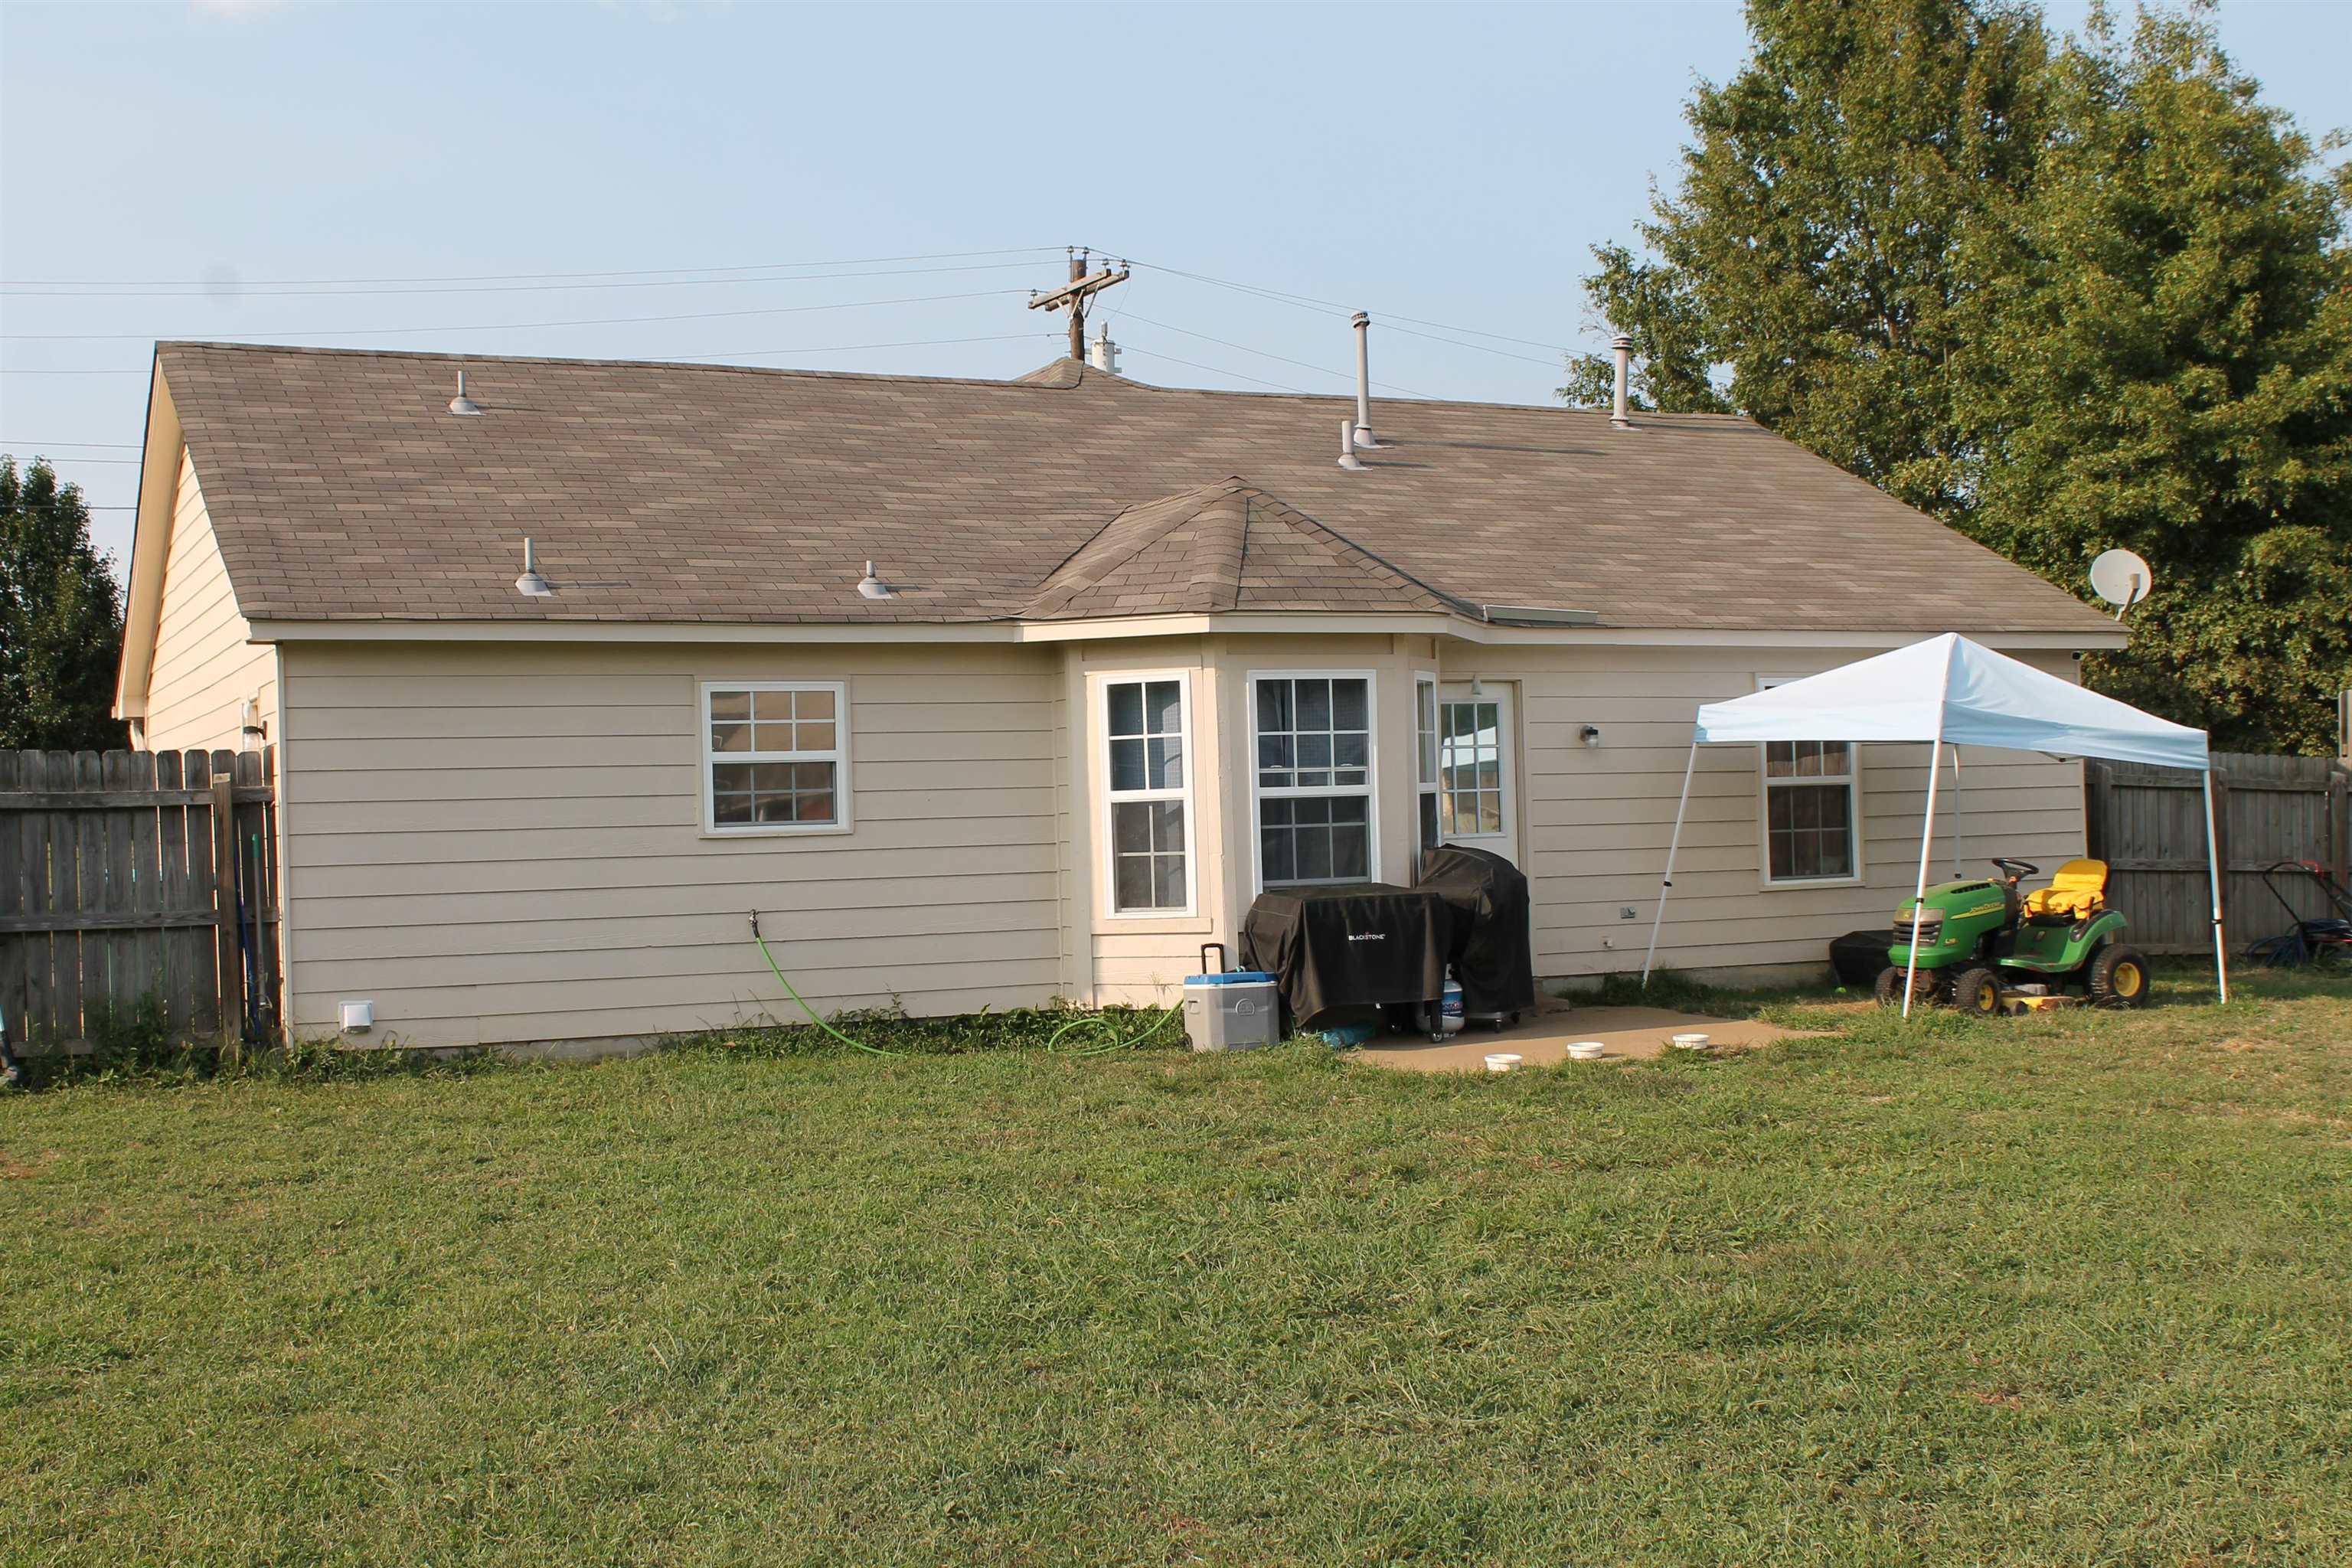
{"left": 211, "top": 769, "right": 243, "bottom": 1061}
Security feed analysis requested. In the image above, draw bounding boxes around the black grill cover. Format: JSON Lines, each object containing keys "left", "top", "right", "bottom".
{"left": 1240, "top": 884, "right": 1458, "bottom": 1033}
{"left": 1829, "top": 929, "right": 1900, "bottom": 988}
{"left": 1416, "top": 844, "right": 1537, "bottom": 1017}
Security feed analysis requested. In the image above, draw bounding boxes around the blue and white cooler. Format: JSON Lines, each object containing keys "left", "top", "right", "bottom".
{"left": 1181, "top": 945, "right": 1280, "bottom": 1053}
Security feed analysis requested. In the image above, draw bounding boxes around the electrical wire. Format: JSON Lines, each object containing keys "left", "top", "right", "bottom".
{"left": 0, "top": 439, "right": 139, "bottom": 448}
{"left": 1115, "top": 255, "right": 1578, "bottom": 358}
{"left": 1, "top": 287, "right": 1034, "bottom": 341}
{"left": 1116, "top": 311, "right": 1439, "bottom": 399}
{"left": 2, "top": 245, "right": 1061, "bottom": 290}
{"left": 1115, "top": 343, "right": 1318, "bottom": 395}
{"left": 1, "top": 257, "right": 1063, "bottom": 300}
{"left": 2, "top": 327, "right": 1060, "bottom": 379}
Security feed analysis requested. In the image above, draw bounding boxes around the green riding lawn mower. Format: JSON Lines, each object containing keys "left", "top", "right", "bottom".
{"left": 1876, "top": 857, "right": 2153, "bottom": 1014}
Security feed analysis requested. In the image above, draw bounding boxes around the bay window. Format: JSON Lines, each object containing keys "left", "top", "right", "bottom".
{"left": 1102, "top": 674, "right": 1194, "bottom": 915}
{"left": 1254, "top": 673, "right": 1376, "bottom": 887}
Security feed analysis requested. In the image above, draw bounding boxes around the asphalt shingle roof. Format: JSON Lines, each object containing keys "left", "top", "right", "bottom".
{"left": 153, "top": 341, "right": 2116, "bottom": 634}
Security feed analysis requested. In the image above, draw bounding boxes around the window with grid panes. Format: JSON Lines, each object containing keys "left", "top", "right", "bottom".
{"left": 1438, "top": 697, "right": 1503, "bottom": 836}
{"left": 704, "top": 683, "right": 847, "bottom": 832}
{"left": 1255, "top": 675, "right": 1374, "bottom": 885}
{"left": 1103, "top": 676, "right": 1191, "bottom": 913}
{"left": 1762, "top": 738, "right": 1856, "bottom": 880}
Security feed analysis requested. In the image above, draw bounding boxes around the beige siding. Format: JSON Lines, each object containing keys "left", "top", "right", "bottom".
{"left": 1449, "top": 644, "right": 2089, "bottom": 979}
{"left": 277, "top": 629, "right": 2092, "bottom": 1046}
{"left": 278, "top": 642, "right": 1066, "bottom": 1047}
{"left": 140, "top": 451, "right": 277, "bottom": 753}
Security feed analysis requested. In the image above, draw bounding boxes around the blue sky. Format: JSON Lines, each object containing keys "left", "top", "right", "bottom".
{"left": 3, "top": 0, "right": 2345, "bottom": 563}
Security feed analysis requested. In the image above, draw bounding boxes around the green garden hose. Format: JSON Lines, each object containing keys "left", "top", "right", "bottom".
{"left": 748, "top": 912, "right": 1182, "bottom": 1059}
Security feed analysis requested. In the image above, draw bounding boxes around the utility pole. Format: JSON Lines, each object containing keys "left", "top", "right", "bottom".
{"left": 1028, "top": 247, "right": 1130, "bottom": 362}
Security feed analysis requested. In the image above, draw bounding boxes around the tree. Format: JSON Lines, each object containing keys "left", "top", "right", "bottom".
{"left": 1958, "top": 8, "right": 2352, "bottom": 753}
{"left": 1561, "top": 0, "right": 2053, "bottom": 513}
{"left": 1, "top": 456, "right": 129, "bottom": 753}
{"left": 1569, "top": 0, "right": 2352, "bottom": 754}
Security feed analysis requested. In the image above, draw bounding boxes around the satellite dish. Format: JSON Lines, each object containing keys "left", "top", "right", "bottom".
{"left": 2089, "top": 548, "right": 2153, "bottom": 619}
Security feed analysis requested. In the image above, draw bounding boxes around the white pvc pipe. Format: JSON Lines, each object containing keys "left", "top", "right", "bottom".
{"left": 1642, "top": 741, "right": 1700, "bottom": 987}
{"left": 2203, "top": 769, "right": 2230, "bottom": 1002}
{"left": 1351, "top": 312, "right": 1375, "bottom": 447}
{"left": 1902, "top": 737, "right": 1945, "bottom": 1018}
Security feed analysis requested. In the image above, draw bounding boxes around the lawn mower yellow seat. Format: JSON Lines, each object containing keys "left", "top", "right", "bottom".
{"left": 2023, "top": 859, "right": 2109, "bottom": 921}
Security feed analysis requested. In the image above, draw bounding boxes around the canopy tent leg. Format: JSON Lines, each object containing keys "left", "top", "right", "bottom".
{"left": 1902, "top": 738, "right": 1945, "bottom": 1018}
{"left": 1641, "top": 742, "right": 1700, "bottom": 988}
{"left": 1950, "top": 746, "right": 1965, "bottom": 877}
{"left": 2203, "top": 770, "right": 2230, "bottom": 1002}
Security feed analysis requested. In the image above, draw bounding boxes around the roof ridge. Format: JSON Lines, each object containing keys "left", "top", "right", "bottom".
{"left": 153, "top": 340, "right": 1762, "bottom": 422}
{"left": 1237, "top": 490, "right": 1478, "bottom": 617}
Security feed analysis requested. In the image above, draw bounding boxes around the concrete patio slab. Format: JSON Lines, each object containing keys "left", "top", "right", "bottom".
{"left": 1351, "top": 995, "right": 1817, "bottom": 1073}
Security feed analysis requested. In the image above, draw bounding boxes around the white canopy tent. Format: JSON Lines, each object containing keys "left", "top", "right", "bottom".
{"left": 1638, "top": 634, "right": 2226, "bottom": 1013}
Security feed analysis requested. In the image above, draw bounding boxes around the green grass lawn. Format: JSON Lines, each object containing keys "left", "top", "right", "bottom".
{"left": 5, "top": 972, "right": 2348, "bottom": 1566}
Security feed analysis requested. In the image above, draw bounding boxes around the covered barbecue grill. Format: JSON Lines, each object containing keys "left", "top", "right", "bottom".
{"left": 1240, "top": 883, "right": 1459, "bottom": 1036}
{"left": 1416, "top": 844, "right": 1537, "bottom": 1027}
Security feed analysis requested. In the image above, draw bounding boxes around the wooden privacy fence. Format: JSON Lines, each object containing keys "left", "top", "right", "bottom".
{"left": 2086, "top": 752, "right": 2352, "bottom": 954}
{"left": 0, "top": 749, "right": 279, "bottom": 1054}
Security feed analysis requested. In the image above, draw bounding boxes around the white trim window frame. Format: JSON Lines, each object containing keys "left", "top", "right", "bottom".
{"left": 1755, "top": 675, "right": 1862, "bottom": 887}
{"left": 701, "top": 679, "right": 853, "bottom": 837}
{"left": 1096, "top": 669, "right": 1198, "bottom": 918}
{"left": 1250, "top": 668, "right": 1380, "bottom": 892}
{"left": 1414, "top": 671, "right": 1439, "bottom": 866}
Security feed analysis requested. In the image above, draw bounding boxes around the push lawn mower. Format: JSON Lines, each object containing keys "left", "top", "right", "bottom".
{"left": 2244, "top": 859, "right": 2352, "bottom": 970}
{"left": 1877, "top": 858, "right": 2151, "bottom": 1014}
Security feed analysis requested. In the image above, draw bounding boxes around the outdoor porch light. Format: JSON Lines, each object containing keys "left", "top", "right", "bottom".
{"left": 1580, "top": 725, "right": 1602, "bottom": 746}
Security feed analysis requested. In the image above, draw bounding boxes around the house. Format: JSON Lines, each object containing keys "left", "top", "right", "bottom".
{"left": 115, "top": 340, "right": 2124, "bottom": 1051}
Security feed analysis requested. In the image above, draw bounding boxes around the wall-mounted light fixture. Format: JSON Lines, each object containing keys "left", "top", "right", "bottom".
{"left": 1579, "top": 724, "right": 1602, "bottom": 747}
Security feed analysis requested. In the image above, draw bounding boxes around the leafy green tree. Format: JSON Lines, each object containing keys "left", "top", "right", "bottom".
{"left": 1561, "top": 0, "right": 2053, "bottom": 512}
{"left": 1570, "top": 0, "right": 2351, "bottom": 754}
{"left": 1958, "top": 8, "right": 2352, "bottom": 753}
{"left": 1, "top": 456, "right": 129, "bottom": 752}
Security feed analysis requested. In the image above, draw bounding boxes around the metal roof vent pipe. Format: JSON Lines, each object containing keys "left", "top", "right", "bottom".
{"left": 1610, "top": 332, "right": 1634, "bottom": 430}
{"left": 1337, "top": 418, "right": 1366, "bottom": 472}
{"left": 857, "top": 560, "right": 897, "bottom": 599}
{"left": 1351, "top": 312, "right": 1387, "bottom": 450}
{"left": 514, "top": 537, "right": 553, "bottom": 597}
{"left": 449, "top": 370, "right": 485, "bottom": 417}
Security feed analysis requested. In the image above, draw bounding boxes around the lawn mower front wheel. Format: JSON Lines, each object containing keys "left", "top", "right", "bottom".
{"left": 1874, "top": 965, "right": 1944, "bottom": 1010}
{"left": 2087, "top": 943, "right": 2153, "bottom": 1008}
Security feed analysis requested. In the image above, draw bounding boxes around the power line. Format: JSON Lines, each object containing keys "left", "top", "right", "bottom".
{"left": 4, "top": 330, "right": 1063, "bottom": 381}
{"left": 1, "top": 258, "right": 1057, "bottom": 301}
{"left": 1, "top": 287, "right": 1031, "bottom": 341}
{"left": 2, "top": 454, "right": 139, "bottom": 464}
{"left": 1116, "top": 311, "right": 1438, "bottom": 399}
{"left": 1116, "top": 343, "right": 1317, "bottom": 396}
{"left": 0, "top": 439, "right": 139, "bottom": 447}
{"left": 1, "top": 245, "right": 1060, "bottom": 290}
{"left": 671, "top": 332, "right": 1059, "bottom": 363}
{"left": 1117, "top": 255, "right": 1577, "bottom": 359}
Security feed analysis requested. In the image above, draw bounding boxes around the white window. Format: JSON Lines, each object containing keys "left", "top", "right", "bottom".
{"left": 1100, "top": 673, "right": 1194, "bottom": 915}
{"left": 1757, "top": 678, "right": 1857, "bottom": 884}
{"left": 702, "top": 681, "right": 851, "bottom": 835}
{"left": 1415, "top": 673, "right": 1439, "bottom": 863}
{"left": 1253, "top": 672, "right": 1376, "bottom": 887}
